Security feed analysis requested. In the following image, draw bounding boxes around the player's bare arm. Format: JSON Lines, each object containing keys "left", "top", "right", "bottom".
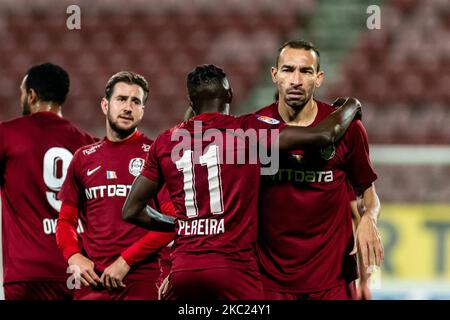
{"left": 278, "top": 97, "right": 362, "bottom": 151}
{"left": 351, "top": 200, "right": 373, "bottom": 300}
{"left": 122, "top": 175, "right": 175, "bottom": 231}
{"left": 351, "top": 184, "right": 383, "bottom": 270}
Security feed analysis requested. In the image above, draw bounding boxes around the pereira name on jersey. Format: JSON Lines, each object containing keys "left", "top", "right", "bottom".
{"left": 177, "top": 218, "right": 225, "bottom": 236}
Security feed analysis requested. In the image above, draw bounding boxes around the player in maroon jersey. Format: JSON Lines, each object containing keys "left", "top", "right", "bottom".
{"left": 122, "top": 64, "right": 362, "bottom": 300}
{"left": 0, "top": 63, "right": 96, "bottom": 299}
{"left": 56, "top": 71, "right": 174, "bottom": 300}
{"left": 255, "top": 40, "right": 383, "bottom": 300}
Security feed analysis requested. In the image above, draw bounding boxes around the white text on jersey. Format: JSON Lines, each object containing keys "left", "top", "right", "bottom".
{"left": 43, "top": 218, "right": 84, "bottom": 235}
{"left": 266, "top": 169, "right": 334, "bottom": 183}
{"left": 178, "top": 218, "right": 225, "bottom": 236}
{"left": 85, "top": 184, "right": 132, "bottom": 200}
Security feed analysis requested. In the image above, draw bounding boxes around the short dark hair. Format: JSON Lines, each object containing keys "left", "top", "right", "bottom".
{"left": 105, "top": 71, "right": 149, "bottom": 103}
{"left": 276, "top": 40, "right": 321, "bottom": 71}
{"left": 187, "top": 64, "right": 227, "bottom": 100}
{"left": 25, "top": 63, "right": 70, "bottom": 105}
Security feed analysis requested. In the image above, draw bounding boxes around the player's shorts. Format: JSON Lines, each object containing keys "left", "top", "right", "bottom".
{"left": 4, "top": 281, "right": 74, "bottom": 300}
{"left": 74, "top": 278, "right": 158, "bottom": 300}
{"left": 163, "top": 267, "right": 265, "bottom": 300}
{"left": 263, "top": 281, "right": 357, "bottom": 300}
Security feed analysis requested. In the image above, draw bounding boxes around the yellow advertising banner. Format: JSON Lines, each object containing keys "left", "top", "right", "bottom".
{"left": 379, "top": 204, "right": 450, "bottom": 280}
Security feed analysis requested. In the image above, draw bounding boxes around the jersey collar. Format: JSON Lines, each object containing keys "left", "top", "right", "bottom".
{"left": 105, "top": 130, "right": 142, "bottom": 145}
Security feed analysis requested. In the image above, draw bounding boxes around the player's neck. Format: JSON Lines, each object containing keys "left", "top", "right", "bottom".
{"left": 33, "top": 102, "right": 62, "bottom": 117}
{"left": 278, "top": 99, "right": 317, "bottom": 127}
{"left": 195, "top": 100, "right": 228, "bottom": 115}
{"left": 107, "top": 127, "right": 137, "bottom": 143}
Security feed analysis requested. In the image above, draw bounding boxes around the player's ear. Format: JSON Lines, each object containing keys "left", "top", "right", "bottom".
{"left": 184, "top": 107, "right": 195, "bottom": 121}
{"left": 315, "top": 70, "right": 324, "bottom": 88}
{"left": 187, "top": 98, "right": 198, "bottom": 117}
{"left": 28, "top": 88, "right": 37, "bottom": 105}
{"left": 226, "top": 88, "right": 233, "bottom": 104}
{"left": 100, "top": 97, "right": 109, "bottom": 115}
{"left": 271, "top": 66, "right": 278, "bottom": 84}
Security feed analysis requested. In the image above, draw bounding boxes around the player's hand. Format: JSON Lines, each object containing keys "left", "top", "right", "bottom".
{"left": 351, "top": 214, "right": 384, "bottom": 271}
{"left": 332, "top": 97, "right": 362, "bottom": 120}
{"left": 99, "top": 256, "right": 130, "bottom": 290}
{"left": 158, "top": 275, "right": 170, "bottom": 300}
{"left": 68, "top": 253, "right": 101, "bottom": 287}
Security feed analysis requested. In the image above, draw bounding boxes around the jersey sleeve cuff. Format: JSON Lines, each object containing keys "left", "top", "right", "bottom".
{"left": 64, "top": 247, "right": 82, "bottom": 262}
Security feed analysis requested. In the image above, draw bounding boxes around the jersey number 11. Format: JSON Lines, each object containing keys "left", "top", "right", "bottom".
{"left": 176, "top": 145, "right": 224, "bottom": 218}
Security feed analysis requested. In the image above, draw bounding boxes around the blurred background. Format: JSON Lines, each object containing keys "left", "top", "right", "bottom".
{"left": 0, "top": 0, "right": 449, "bottom": 299}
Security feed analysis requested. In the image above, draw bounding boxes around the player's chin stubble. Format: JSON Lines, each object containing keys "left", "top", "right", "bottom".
{"left": 108, "top": 117, "right": 138, "bottom": 139}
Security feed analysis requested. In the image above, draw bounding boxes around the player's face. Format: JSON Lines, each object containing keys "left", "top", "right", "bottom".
{"left": 271, "top": 47, "right": 324, "bottom": 109}
{"left": 102, "top": 82, "right": 145, "bottom": 137}
{"left": 20, "top": 76, "right": 31, "bottom": 115}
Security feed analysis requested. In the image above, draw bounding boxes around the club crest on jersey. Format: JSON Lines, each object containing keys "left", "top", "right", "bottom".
{"left": 129, "top": 158, "right": 145, "bottom": 177}
{"left": 142, "top": 144, "right": 151, "bottom": 152}
{"left": 256, "top": 115, "right": 280, "bottom": 125}
{"left": 320, "top": 144, "right": 336, "bottom": 160}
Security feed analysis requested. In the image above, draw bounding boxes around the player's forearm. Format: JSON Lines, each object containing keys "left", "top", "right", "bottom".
{"left": 121, "top": 231, "right": 175, "bottom": 266}
{"left": 123, "top": 175, "right": 159, "bottom": 227}
{"left": 123, "top": 205, "right": 154, "bottom": 229}
{"left": 278, "top": 97, "right": 362, "bottom": 151}
{"left": 146, "top": 205, "right": 176, "bottom": 224}
{"left": 316, "top": 97, "right": 362, "bottom": 144}
{"left": 278, "top": 125, "right": 332, "bottom": 150}
{"left": 360, "top": 184, "right": 380, "bottom": 224}
{"left": 56, "top": 203, "right": 81, "bottom": 261}
{"left": 350, "top": 200, "right": 361, "bottom": 227}
{"left": 124, "top": 206, "right": 175, "bottom": 231}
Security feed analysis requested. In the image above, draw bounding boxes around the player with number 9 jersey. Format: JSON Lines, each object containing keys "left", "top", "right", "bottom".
{"left": 0, "top": 63, "right": 96, "bottom": 300}
{"left": 0, "top": 105, "right": 95, "bottom": 297}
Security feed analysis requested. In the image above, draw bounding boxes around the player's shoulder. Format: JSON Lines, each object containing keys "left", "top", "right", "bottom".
{"left": 254, "top": 102, "right": 278, "bottom": 117}
{"left": 0, "top": 115, "right": 32, "bottom": 130}
{"left": 158, "top": 125, "right": 177, "bottom": 140}
{"left": 1, "top": 114, "right": 93, "bottom": 140}
{"left": 316, "top": 100, "right": 335, "bottom": 114}
{"left": 348, "top": 119, "right": 367, "bottom": 134}
{"left": 138, "top": 132, "right": 154, "bottom": 145}
{"left": 238, "top": 113, "right": 282, "bottom": 131}
{"left": 147, "top": 126, "right": 176, "bottom": 152}
{"left": 75, "top": 139, "right": 105, "bottom": 158}
{"left": 65, "top": 122, "right": 95, "bottom": 140}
